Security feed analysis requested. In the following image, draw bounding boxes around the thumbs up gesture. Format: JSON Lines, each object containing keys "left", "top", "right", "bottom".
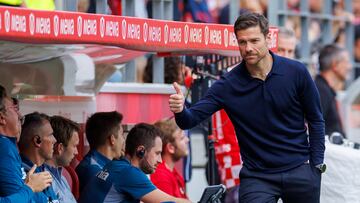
{"left": 169, "top": 82, "right": 185, "bottom": 113}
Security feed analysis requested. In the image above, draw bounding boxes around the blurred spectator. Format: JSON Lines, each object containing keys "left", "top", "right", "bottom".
{"left": 315, "top": 44, "right": 352, "bottom": 137}
{"left": 309, "top": 0, "right": 323, "bottom": 13}
{"left": 45, "top": 116, "right": 80, "bottom": 203}
{"left": 143, "top": 56, "right": 191, "bottom": 85}
{"left": 108, "top": 0, "right": 121, "bottom": 15}
{"left": 219, "top": 0, "right": 263, "bottom": 24}
{"left": 87, "top": 0, "right": 96, "bottom": 13}
{"left": 333, "top": 0, "right": 353, "bottom": 42}
{"left": 354, "top": 25, "right": 360, "bottom": 77}
{"left": 277, "top": 27, "right": 297, "bottom": 59}
{"left": 353, "top": 0, "right": 360, "bottom": 24}
{"left": 78, "top": 0, "right": 90, "bottom": 13}
{"left": 288, "top": 0, "right": 300, "bottom": 12}
{"left": 183, "top": 0, "right": 214, "bottom": 23}
{"left": 354, "top": 25, "right": 360, "bottom": 63}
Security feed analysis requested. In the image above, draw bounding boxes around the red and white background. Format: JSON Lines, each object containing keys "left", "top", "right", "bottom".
{"left": 0, "top": 6, "right": 278, "bottom": 56}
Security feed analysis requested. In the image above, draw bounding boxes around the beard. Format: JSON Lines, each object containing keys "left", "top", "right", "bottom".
{"left": 139, "top": 158, "right": 155, "bottom": 174}
{"left": 172, "top": 145, "right": 188, "bottom": 162}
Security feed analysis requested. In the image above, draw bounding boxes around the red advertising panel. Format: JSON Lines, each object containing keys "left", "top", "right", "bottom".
{"left": 0, "top": 6, "right": 278, "bottom": 56}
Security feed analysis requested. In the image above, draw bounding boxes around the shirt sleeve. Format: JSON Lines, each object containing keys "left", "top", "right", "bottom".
{"left": 175, "top": 81, "right": 224, "bottom": 129}
{"left": 299, "top": 66, "right": 325, "bottom": 165}
{"left": 0, "top": 185, "right": 33, "bottom": 203}
{"left": 116, "top": 167, "right": 156, "bottom": 199}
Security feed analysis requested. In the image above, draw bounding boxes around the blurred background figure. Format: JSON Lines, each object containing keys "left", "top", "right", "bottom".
{"left": 277, "top": 27, "right": 297, "bottom": 59}
{"left": 315, "top": 44, "right": 352, "bottom": 137}
{"left": 143, "top": 56, "right": 191, "bottom": 85}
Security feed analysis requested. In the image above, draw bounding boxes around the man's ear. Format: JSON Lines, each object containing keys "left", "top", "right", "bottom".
{"left": 0, "top": 112, "right": 6, "bottom": 125}
{"left": 109, "top": 134, "right": 116, "bottom": 146}
{"left": 54, "top": 143, "right": 64, "bottom": 155}
{"left": 33, "top": 136, "right": 41, "bottom": 147}
{"left": 331, "top": 60, "right": 340, "bottom": 72}
{"left": 166, "top": 143, "right": 176, "bottom": 154}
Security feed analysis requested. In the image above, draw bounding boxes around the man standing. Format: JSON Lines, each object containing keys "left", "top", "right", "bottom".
{"left": 150, "top": 118, "right": 189, "bottom": 198}
{"left": 76, "top": 111, "right": 125, "bottom": 192}
{"left": 18, "top": 112, "right": 58, "bottom": 203}
{"left": 277, "top": 26, "right": 297, "bottom": 59}
{"left": 79, "top": 123, "right": 190, "bottom": 203}
{"left": 45, "top": 115, "right": 80, "bottom": 203}
{"left": 315, "top": 44, "right": 352, "bottom": 137}
{"left": 169, "top": 12, "right": 325, "bottom": 202}
{"left": 0, "top": 85, "right": 53, "bottom": 202}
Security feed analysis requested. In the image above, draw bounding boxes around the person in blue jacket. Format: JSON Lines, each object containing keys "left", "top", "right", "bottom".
{"left": 76, "top": 111, "right": 125, "bottom": 192}
{"left": 0, "top": 85, "right": 53, "bottom": 202}
{"left": 18, "top": 112, "right": 58, "bottom": 203}
{"left": 1, "top": 164, "right": 53, "bottom": 203}
{"left": 169, "top": 12, "right": 325, "bottom": 203}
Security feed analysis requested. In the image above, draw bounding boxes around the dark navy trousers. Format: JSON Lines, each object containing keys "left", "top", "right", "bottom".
{"left": 238, "top": 163, "right": 321, "bottom": 203}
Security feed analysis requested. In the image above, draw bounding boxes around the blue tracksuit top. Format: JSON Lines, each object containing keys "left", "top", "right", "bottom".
{"left": 0, "top": 134, "right": 28, "bottom": 198}
{"left": 76, "top": 149, "right": 111, "bottom": 192}
{"left": 21, "top": 155, "right": 59, "bottom": 203}
{"left": 175, "top": 52, "right": 325, "bottom": 173}
{"left": 78, "top": 158, "right": 156, "bottom": 203}
{"left": 0, "top": 186, "right": 34, "bottom": 203}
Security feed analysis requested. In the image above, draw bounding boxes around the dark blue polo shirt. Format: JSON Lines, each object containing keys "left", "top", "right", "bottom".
{"left": 175, "top": 52, "right": 325, "bottom": 173}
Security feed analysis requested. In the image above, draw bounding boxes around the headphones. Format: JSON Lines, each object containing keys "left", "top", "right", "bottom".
{"left": 35, "top": 136, "right": 42, "bottom": 144}
{"left": 136, "top": 148, "right": 145, "bottom": 158}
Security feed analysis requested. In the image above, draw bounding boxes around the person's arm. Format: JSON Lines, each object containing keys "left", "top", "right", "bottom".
{"left": 0, "top": 147, "right": 24, "bottom": 195}
{"left": 141, "top": 189, "right": 191, "bottom": 203}
{"left": 0, "top": 185, "right": 34, "bottom": 203}
{"left": 121, "top": 167, "right": 191, "bottom": 203}
{"left": 170, "top": 82, "right": 222, "bottom": 129}
{"left": 299, "top": 67, "right": 325, "bottom": 165}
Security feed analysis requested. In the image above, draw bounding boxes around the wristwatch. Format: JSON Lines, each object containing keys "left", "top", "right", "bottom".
{"left": 315, "top": 163, "right": 327, "bottom": 173}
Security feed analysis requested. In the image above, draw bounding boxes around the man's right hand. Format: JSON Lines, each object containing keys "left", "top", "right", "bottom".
{"left": 169, "top": 82, "right": 185, "bottom": 113}
{"left": 25, "top": 164, "right": 53, "bottom": 192}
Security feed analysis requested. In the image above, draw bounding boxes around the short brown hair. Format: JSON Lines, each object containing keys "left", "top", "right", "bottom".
{"left": 50, "top": 116, "right": 80, "bottom": 147}
{"left": 19, "top": 112, "right": 50, "bottom": 150}
{"left": 154, "top": 118, "right": 179, "bottom": 153}
{"left": 234, "top": 12, "right": 269, "bottom": 37}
